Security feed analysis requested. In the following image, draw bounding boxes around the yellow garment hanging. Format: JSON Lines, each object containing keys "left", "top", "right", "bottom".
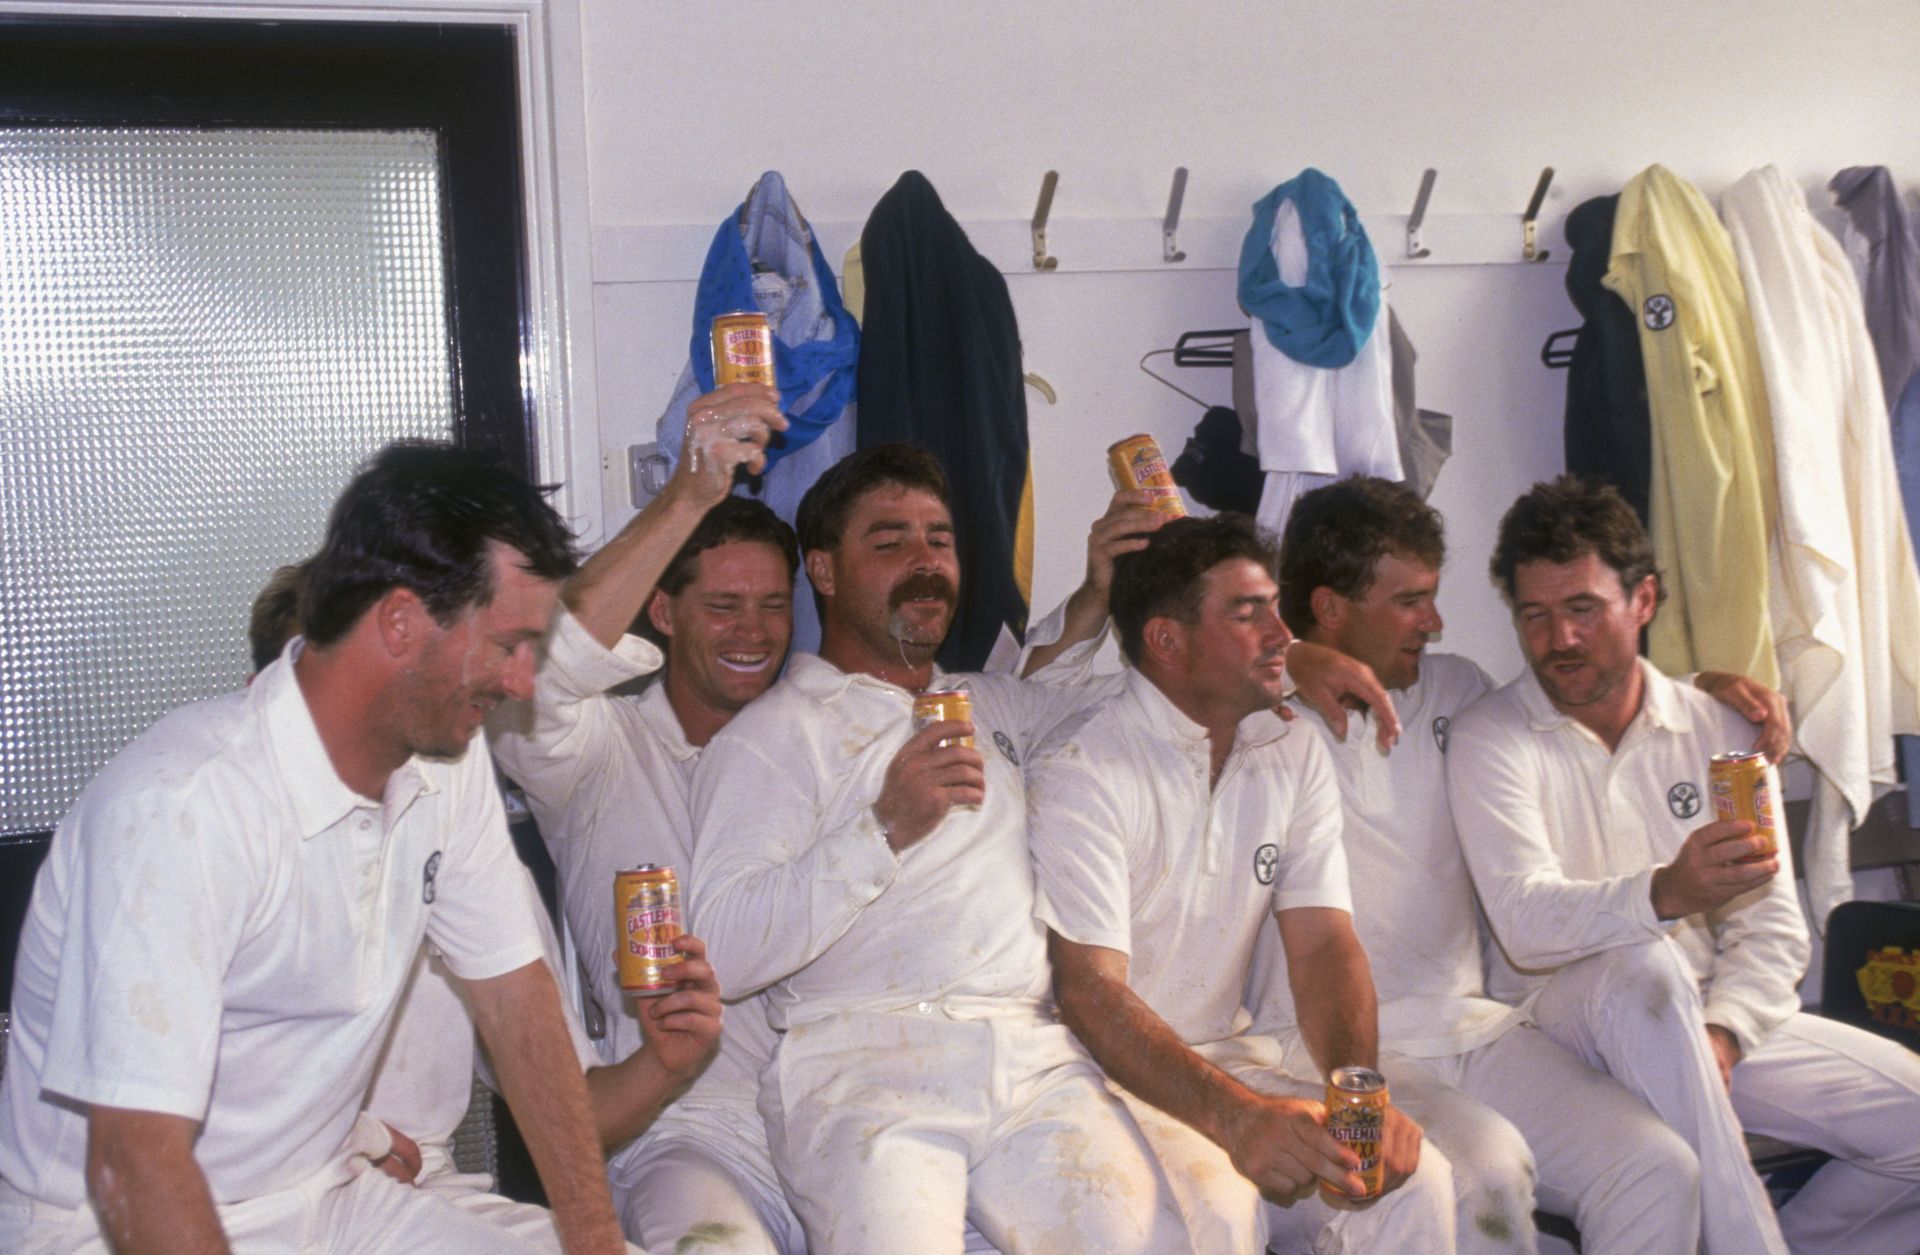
{"left": 1604, "top": 165, "right": 1780, "bottom": 688}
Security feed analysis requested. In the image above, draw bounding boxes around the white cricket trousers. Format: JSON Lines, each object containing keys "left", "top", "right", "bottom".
{"left": 760, "top": 1004, "right": 1189, "bottom": 1254}
{"left": 610, "top": 1116, "right": 804, "bottom": 1255}
{"left": 1381, "top": 1024, "right": 1700, "bottom": 1254}
{"left": 1529, "top": 937, "right": 1920, "bottom": 1255}
{"left": 1110, "top": 1034, "right": 1458, "bottom": 1254}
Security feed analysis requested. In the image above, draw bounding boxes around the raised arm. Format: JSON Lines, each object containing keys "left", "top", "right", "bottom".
{"left": 465, "top": 960, "right": 626, "bottom": 1255}
{"left": 1019, "top": 488, "right": 1168, "bottom": 677}
{"left": 1049, "top": 934, "right": 1363, "bottom": 1199}
{"left": 88, "top": 1108, "right": 227, "bottom": 1254}
{"left": 565, "top": 382, "right": 782, "bottom": 648}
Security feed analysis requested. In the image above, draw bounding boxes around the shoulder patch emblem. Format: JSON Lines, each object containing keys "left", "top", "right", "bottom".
{"left": 993, "top": 730, "right": 1019, "bottom": 767}
{"left": 1254, "top": 843, "right": 1280, "bottom": 886}
{"left": 1432, "top": 716, "right": 1451, "bottom": 753}
{"left": 1644, "top": 294, "right": 1676, "bottom": 331}
{"left": 1668, "top": 781, "right": 1701, "bottom": 819}
{"left": 422, "top": 850, "right": 443, "bottom": 904}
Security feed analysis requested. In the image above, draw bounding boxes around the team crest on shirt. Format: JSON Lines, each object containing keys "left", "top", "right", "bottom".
{"left": 1644, "top": 294, "right": 1676, "bottom": 331}
{"left": 1254, "top": 844, "right": 1280, "bottom": 886}
{"left": 1432, "top": 716, "right": 1451, "bottom": 753}
{"left": 993, "top": 730, "right": 1020, "bottom": 767}
{"left": 1668, "top": 782, "right": 1701, "bottom": 819}
{"left": 422, "top": 851, "right": 443, "bottom": 904}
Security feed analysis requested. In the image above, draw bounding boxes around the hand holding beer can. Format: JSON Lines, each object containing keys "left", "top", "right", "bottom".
{"left": 912, "top": 689, "right": 974, "bottom": 749}
{"left": 1709, "top": 750, "right": 1778, "bottom": 864}
{"left": 1107, "top": 433, "right": 1187, "bottom": 518}
{"left": 616, "top": 865, "right": 685, "bottom": 997}
{"left": 1322, "top": 1066, "right": 1388, "bottom": 1200}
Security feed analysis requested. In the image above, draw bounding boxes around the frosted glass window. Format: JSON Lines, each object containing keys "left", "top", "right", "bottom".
{"left": 1, "top": 127, "right": 454, "bottom": 835}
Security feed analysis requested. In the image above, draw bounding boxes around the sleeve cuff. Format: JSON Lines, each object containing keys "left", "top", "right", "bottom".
{"left": 41, "top": 1071, "right": 210, "bottom": 1124}
{"left": 1032, "top": 895, "right": 1131, "bottom": 956}
{"left": 1274, "top": 888, "right": 1353, "bottom": 915}
{"left": 1703, "top": 1003, "right": 1765, "bottom": 1057}
{"left": 543, "top": 610, "right": 664, "bottom": 698}
{"left": 441, "top": 938, "right": 548, "bottom": 985}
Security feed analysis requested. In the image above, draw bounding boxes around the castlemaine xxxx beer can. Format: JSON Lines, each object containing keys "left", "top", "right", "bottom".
{"left": 1106, "top": 433, "right": 1187, "bottom": 518}
{"left": 1709, "top": 750, "right": 1778, "bottom": 862}
{"left": 912, "top": 689, "right": 974, "bottom": 749}
{"left": 1323, "top": 1066, "right": 1389, "bottom": 1200}
{"left": 615, "top": 864, "right": 685, "bottom": 997}
{"left": 710, "top": 311, "right": 777, "bottom": 388}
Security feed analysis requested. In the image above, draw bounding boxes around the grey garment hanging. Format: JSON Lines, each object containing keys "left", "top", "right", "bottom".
{"left": 1229, "top": 314, "right": 1452, "bottom": 497}
{"left": 1830, "top": 166, "right": 1920, "bottom": 406}
{"left": 1387, "top": 310, "right": 1453, "bottom": 499}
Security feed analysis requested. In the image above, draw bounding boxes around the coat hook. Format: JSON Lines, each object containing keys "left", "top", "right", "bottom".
{"left": 1032, "top": 170, "right": 1060, "bottom": 271}
{"left": 1406, "top": 168, "right": 1436, "bottom": 259}
{"left": 1523, "top": 167, "right": 1555, "bottom": 262}
{"left": 1162, "top": 167, "right": 1189, "bottom": 263}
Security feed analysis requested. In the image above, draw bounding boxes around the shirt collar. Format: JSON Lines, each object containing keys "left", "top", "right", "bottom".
{"left": 261, "top": 640, "right": 390, "bottom": 839}
{"left": 1122, "top": 667, "right": 1288, "bottom": 752}
{"left": 786, "top": 652, "right": 945, "bottom": 706}
{"left": 1516, "top": 656, "right": 1693, "bottom": 739}
{"left": 637, "top": 678, "right": 699, "bottom": 764}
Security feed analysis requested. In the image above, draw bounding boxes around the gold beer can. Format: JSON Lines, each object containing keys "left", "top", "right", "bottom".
{"left": 1709, "top": 750, "right": 1778, "bottom": 862}
{"left": 912, "top": 688, "right": 973, "bottom": 749}
{"left": 1322, "top": 1066, "right": 1389, "bottom": 1200}
{"left": 1106, "top": 433, "right": 1187, "bottom": 518}
{"left": 710, "top": 310, "right": 777, "bottom": 387}
{"left": 615, "top": 864, "right": 685, "bottom": 997}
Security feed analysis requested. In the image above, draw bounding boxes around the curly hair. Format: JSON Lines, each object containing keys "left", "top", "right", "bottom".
{"left": 1110, "top": 513, "right": 1279, "bottom": 666}
{"left": 1488, "top": 474, "right": 1664, "bottom": 605}
{"left": 1277, "top": 476, "right": 1445, "bottom": 636}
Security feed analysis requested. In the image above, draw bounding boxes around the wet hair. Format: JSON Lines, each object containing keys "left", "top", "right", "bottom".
{"left": 301, "top": 440, "right": 579, "bottom": 647}
{"left": 1110, "top": 513, "right": 1279, "bottom": 666}
{"left": 635, "top": 497, "right": 800, "bottom": 641}
{"left": 795, "top": 443, "right": 950, "bottom": 555}
{"left": 1277, "top": 476, "right": 1446, "bottom": 636}
{"left": 248, "top": 558, "right": 312, "bottom": 672}
{"left": 1488, "top": 474, "right": 1665, "bottom": 605}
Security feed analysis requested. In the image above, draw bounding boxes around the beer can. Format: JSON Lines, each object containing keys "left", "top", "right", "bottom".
{"left": 710, "top": 310, "right": 777, "bottom": 387}
{"left": 912, "top": 688, "right": 973, "bottom": 749}
{"left": 1709, "top": 750, "right": 1778, "bottom": 862}
{"left": 615, "top": 864, "right": 685, "bottom": 997}
{"left": 1106, "top": 433, "right": 1187, "bottom": 518}
{"left": 1322, "top": 1066, "right": 1389, "bottom": 1200}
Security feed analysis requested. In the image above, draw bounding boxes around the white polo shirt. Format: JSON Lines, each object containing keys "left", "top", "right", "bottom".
{"left": 488, "top": 610, "right": 778, "bottom": 1145}
{"left": 362, "top": 865, "right": 599, "bottom": 1180}
{"left": 0, "top": 648, "right": 545, "bottom": 1208}
{"left": 1447, "top": 659, "right": 1810, "bottom": 1054}
{"left": 688, "top": 651, "right": 1105, "bottom": 1030}
{"left": 1250, "top": 653, "right": 1524, "bottom": 1058}
{"left": 1027, "top": 668, "right": 1351, "bottom": 1050}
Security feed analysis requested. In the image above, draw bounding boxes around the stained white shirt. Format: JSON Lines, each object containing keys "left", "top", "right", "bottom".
{"left": 362, "top": 865, "right": 599, "bottom": 1179}
{"left": 1447, "top": 660, "right": 1809, "bottom": 1054}
{"left": 688, "top": 651, "right": 1104, "bottom": 1030}
{"left": 1249, "top": 653, "right": 1524, "bottom": 1057}
{"left": 1027, "top": 668, "right": 1350, "bottom": 1049}
{"left": 0, "top": 648, "right": 545, "bottom": 1208}
{"left": 487, "top": 610, "right": 778, "bottom": 1141}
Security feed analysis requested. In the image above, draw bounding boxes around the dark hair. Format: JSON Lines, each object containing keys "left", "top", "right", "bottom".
{"left": 1110, "top": 513, "right": 1279, "bottom": 666}
{"left": 795, "top": 443, "right": 950, "bottom": 555}
{"left": 1277, "top": 476, "right": 1446, "bottom": 635}
{"left": 248, "top": 558, "right": 312, "bottom": 672}
{"left": 1488, "top": 474, "right": 1665, "bottom": 605}
{"left": 634, "top": 497, "right": 800, "bottom": 641}
{"left": 301, "top": 440, "right": 579, "bottom": 647}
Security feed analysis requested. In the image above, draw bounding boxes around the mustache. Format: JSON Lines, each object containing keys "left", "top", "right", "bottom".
{"left": 889, "top": 572, "right": 958, "bottom": 609}
{"left": 1542, "top": 651, "right": 1588, "bottom": 665}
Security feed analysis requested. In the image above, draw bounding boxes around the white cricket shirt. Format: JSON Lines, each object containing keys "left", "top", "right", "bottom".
{"left": 1447, "top": 660, "right": 1809, "bottom": 1053}
{"left": 0, "top": 649, "right": 545, "bottom": 1208}
{"left": 1027, "top": 668, "right": 1352, "bottom": 1049}
{"left": 1251, "top": 653, "right": 1524, "bottom": 1057}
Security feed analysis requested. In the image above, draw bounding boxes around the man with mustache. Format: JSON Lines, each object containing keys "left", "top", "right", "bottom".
{"left": 686, "top": 443, "right": 1194, "bottom": 1253}
{"left": 1028, "top": 512, "right": 1459, "bottom": 1254}
{"left": 0, "top": 442, "right": 631, "bottom": 1254}
{"left": 1448, "top": 476, "right": 1920, "bottom": 1254}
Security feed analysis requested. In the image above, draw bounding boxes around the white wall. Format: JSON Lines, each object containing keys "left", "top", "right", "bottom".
{"left": 581, "top": 0, "right": 1920, "bottom": 680}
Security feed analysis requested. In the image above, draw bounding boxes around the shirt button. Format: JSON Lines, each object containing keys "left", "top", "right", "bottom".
{"left": 917, "top": 1001, "right": 933, "bottom": 1015}
{"left": 358, "top": 819, "right": 371, "bottom": 831}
